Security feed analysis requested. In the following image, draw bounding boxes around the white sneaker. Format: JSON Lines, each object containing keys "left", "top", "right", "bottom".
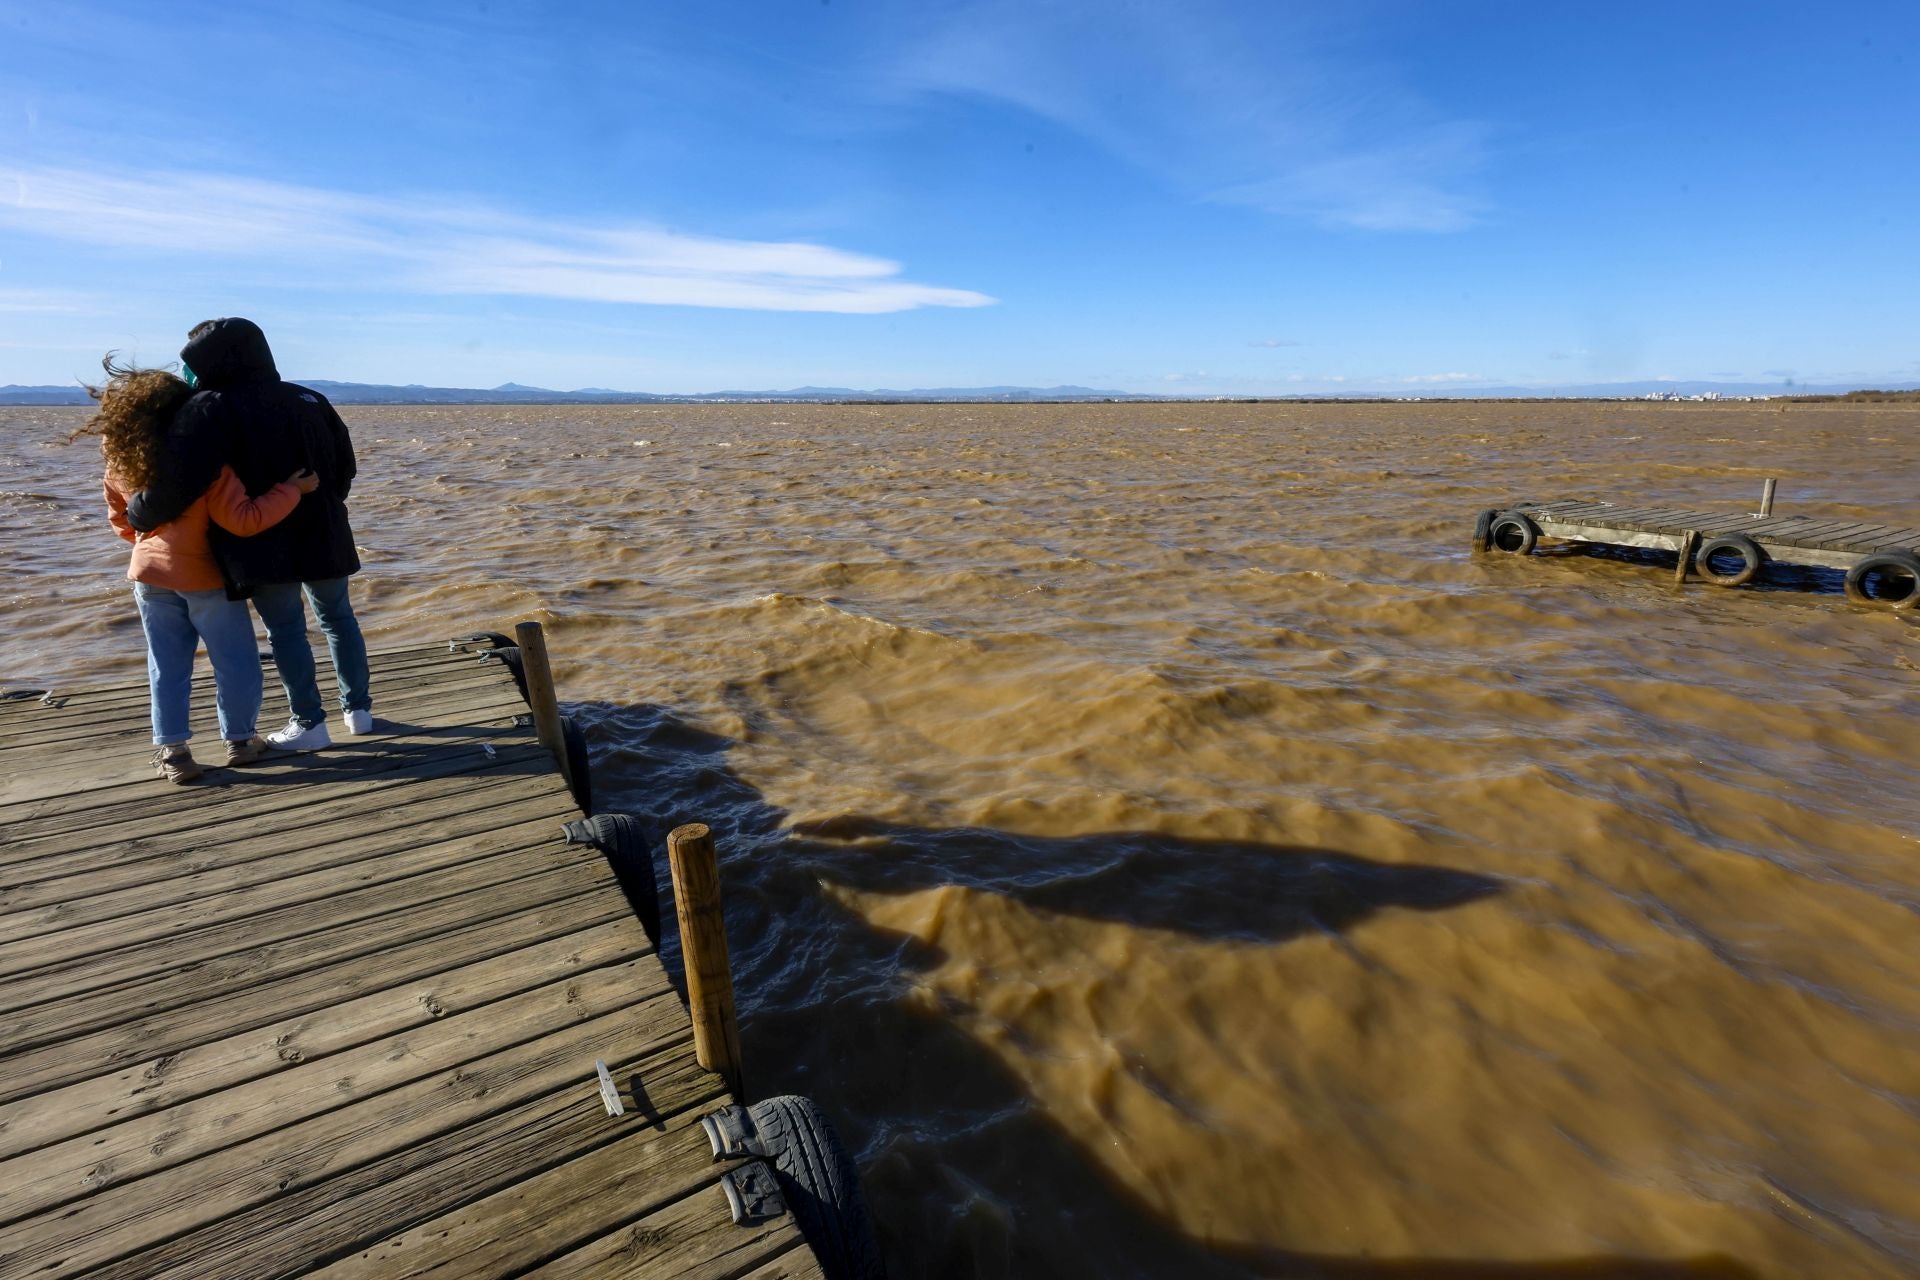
{"left": 267, "top": 718, "right": 333, "bottom": 752}
{"left": 343, "top": 708, "right": 375, "bottom": 735}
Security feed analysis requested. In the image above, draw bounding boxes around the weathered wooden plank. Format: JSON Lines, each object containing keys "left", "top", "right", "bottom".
{"left": 0, "top": 1006, "right": 698, "bottom": 1278}
{"left": 0, "top": 709, "right": 525, "bottom": 806}
{"left": 1756, "top": 518, "right": 1860, "bottom": 544}
{"left": 307, "top": 1113, "right": 758, "bottom": 1280}
{"left": 1525, "top": 498, "right": 1614, "bottom": 520}
{"left": 0, "top": 709, "right": 540, "bottom": 847}
{"left": 0, "top": 793, "right": 578, "bottom": 946}
{"left": 13, "top": 636, "right": 503, "bottom": 698}
{"left": 0, "top": 647, "right": 510, "bottom": 728}
{"left": 1571, "top": 504, "right": 1667, "bottom": 527}
{"left": 0, "top": 644, "right": 509, "bottom": 730}
{"left": 0, "top": 684, "right": 528, "bottom": 812}
{"left": 0, "top": 666, "right": 518, "bottom": 763}
{"left": 0, "top": 807, "right": 581, "bottom": 969}
{"left": 1710, "top": 514, "right": 1820, "bottom": 538}
{"left": 0, "top": 767, "right": 553, "bottom": 899}
{"left": 0, "top": 875, "right": 619, "bottom": 1058}
{"left": 0, "top": 845, "right": 608, "bottom": 1017}
{"left": 1802, "top": 522, "right": 1908, "bottom": 551}
{"left": 1827, "top": 524, "right": 1920, "bottom": 550}
{"left": 0, "top": 746, "right": 564, "bottom": 881}
{"left": 0, "top": 917, "right": 654, "bottom": 1158}
{"left": 725, "top": 1250, "right": 832, "bottom": 1280}
{"left": 519, "top": 1179, "right": 814, "bottom": 1280}
{"left": 0, "top": 887, "right": 629, "bottom": 1102}
{"left": 0, "top": 668, "right": 519, "bottom": 766}
{"left": 81, "top": 1039, "right": 722, "bottom": 1280}
{"left": 0, "top": 675, "right": 518, "bottom": 775}
{"left": 0, "top": 958, "right": 672, "bottom": 1230}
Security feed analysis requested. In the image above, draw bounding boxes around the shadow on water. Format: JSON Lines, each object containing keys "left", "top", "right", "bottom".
{"left": 566, "top": 697, "right": 1759, "bottom": 1280}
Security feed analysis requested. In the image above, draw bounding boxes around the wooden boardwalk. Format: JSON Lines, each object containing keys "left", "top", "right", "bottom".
{"left": 1513, "top": 497, "right": 1920, "bottom": 569}
{"left": 0, "top": 640, "right": 826, "bottom": 1280}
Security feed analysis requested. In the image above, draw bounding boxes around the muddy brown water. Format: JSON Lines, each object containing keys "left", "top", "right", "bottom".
{"left": 3, "top": 400, "right": 1917, "bottom": 1278}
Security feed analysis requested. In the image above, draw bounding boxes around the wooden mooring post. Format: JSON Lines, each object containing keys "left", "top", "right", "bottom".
{"left": 667, "top": 821, "right": 746, "bottom": 1099}
{"left": 1674, "top": 528, "right": 1701, "bottom": 585}
{"left": 513, "top": 620, "right": 574, "bottom": 798}
{"left": 1758, "top": 477, "right": 1777, "bottom": 517}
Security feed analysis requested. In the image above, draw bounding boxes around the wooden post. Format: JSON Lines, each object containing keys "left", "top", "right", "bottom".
{"left": 1758, "top": 477, "right": 1777, "bottom": 517}
{"left": 513, "top": 620, "right": 573, "bottom": 797}
{"left": 1674, "top": 529, "right": 1700, "bottom": 585}
{"left": 666, "top": 822, "right": 745, "bottom": 1099}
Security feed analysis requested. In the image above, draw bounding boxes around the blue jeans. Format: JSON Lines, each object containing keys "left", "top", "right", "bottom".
{"left": 133, "top": 581, "right": 263, "bottom": 745}
{"left": 251, "top": 577, "right": 371, "bottom": 726}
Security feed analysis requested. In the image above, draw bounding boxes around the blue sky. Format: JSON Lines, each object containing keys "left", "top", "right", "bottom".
{"left": 2, "top": 0, "right": 1916, "bottom": 394}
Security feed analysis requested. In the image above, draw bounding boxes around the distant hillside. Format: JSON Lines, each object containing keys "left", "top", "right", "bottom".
{"left": 6, "top": 378, "right": 1920, "bottom": 406}
{"left": 297, "top": 381, "right": 1147, "bottom": 404}
{"left": 0, "top": 385, "right": 95, "bottom": 405}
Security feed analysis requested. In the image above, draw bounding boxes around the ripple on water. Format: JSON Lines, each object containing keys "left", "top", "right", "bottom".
{"left": 5, "top": 400, "right": 1919, "bottom": 1279}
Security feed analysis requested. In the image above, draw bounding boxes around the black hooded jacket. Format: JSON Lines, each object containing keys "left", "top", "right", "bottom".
{"left": 127, "top": 318, "right": 360, "bottom": 589}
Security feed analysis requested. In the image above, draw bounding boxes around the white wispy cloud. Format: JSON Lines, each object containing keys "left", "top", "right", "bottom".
{"left": 888, "top": 1, "right": 1486, "bottom": 232}
{"left": 0, "top": 165, "right": 993, "bottom": 315}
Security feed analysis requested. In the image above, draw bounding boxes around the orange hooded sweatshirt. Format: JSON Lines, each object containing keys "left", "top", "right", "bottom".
{"left": 105, "top": 465, "right": 302, "bottom": 593}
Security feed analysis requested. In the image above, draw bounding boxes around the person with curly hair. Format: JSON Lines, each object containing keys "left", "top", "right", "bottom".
{"left": 79, "top": 358, "right": 319, "bottom": 783}
{"left": 126, "top": 318, "right": 370, "bottom": 752}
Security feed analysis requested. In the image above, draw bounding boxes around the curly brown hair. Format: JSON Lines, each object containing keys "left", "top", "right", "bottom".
{"left": 68, "top": 355, "right": 194, "bottom": 491}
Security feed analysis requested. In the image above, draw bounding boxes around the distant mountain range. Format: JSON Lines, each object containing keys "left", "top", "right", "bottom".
{"left": 0, "top": 380, "right": 1145, "bottom": 405}
{"left": 5, "top": 378, "right": 1918, "bottom": 406}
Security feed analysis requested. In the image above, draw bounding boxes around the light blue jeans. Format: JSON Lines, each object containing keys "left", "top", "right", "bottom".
{"left": 134, "top": 581, "right": 263, "bottom": 745}
{"left": 252, "top": 577, "right": 371, "bottom": 727}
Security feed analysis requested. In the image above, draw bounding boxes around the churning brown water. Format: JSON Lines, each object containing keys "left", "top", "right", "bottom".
{"left": 4, "top": 400, "right": 1918, "bottom": 1278}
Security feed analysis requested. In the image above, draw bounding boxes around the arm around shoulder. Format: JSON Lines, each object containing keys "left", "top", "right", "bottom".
{"left": 206, "top": 465, "right": 302, "bottom": 537}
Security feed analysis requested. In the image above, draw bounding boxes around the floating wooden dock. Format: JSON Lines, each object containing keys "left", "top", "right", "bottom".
{"left": 0, "top": 633, "right": 838, "bottom": 1279}
{"left": 1476, "top": 484, "right": 1920, "bottom": 607}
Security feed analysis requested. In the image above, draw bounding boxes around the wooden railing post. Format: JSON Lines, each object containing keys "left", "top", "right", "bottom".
{"left": 1758, "top": 478, "right": 1777, "bottom": 517}
{"left": 666, "top": 822, "right": 745, "bottom": 1099}
{"left": 513, "top": 620, "right": 573, "bottom": 796}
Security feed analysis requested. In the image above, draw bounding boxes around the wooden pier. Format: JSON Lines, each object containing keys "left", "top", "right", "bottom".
{"left": 1476, "top": 485, "right": 1920, "bottom": 608}
{"left": 0, "top": 633, "right": 844, "bottom": 1279}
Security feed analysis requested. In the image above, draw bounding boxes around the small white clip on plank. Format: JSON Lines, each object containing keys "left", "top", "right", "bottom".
{"left": 595, "top": 1059, "right": 624, "bottom": 1116}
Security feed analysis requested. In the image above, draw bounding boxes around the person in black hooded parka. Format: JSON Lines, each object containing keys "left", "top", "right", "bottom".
{"left": 127, "top": 318, "right": 372, "bottom": 750}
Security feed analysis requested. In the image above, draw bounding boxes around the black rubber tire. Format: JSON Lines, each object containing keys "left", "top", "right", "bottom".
{"left": 488, "top": 646, "right": 531, "bottom": 703}
{"left": 1472, "top": 508, "right": 1499, "bottom": 553}
{"left": 563, "top": 812, "right": 660, "bottom": 939}
{"left": 561, "top": 714, "right": 593, "bottom": 814}
{"left": 744, "top": 1096, "right": 884, "bottom": 1280}
{"left": 1695, "top": 533, "right": 1766, "bottom": 587}
{"left": 1487, "top": 511, "right": 1538, "bottom": 555}
{"left": 1844, "top": 550, "right": 1920, "bottom": 610}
